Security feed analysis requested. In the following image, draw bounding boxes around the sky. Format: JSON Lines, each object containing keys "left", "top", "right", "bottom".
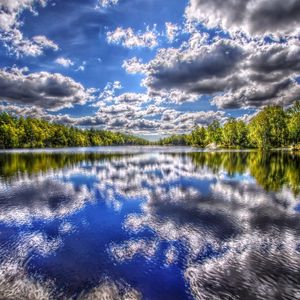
{"left": 0, "top": 0, "right": 299, "bottom": 140}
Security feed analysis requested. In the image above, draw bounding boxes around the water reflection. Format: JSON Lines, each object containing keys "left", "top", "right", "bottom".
{"left": 0, "top": 149, "right": 299, "bottom": 299}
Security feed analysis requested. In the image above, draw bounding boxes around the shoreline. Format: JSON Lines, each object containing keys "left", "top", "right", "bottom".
{"left": 0, "top": 145, "right": 298, "bottom": 154}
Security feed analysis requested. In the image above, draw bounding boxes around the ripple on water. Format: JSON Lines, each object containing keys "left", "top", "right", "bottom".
{"left": 0, "top": 151, "right": 299, "bottom": 299}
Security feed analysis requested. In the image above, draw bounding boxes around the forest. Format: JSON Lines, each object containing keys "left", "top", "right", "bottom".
{"left": 0, "top": 102, "right": 299, "bottom": 149}
{"left": 0, "top": 113, "right": 149, "bottom": 149}
{"left": 159, "top": 102, "right": 300, "bottom": 149}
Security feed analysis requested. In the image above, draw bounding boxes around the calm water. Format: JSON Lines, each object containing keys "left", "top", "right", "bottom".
{"left": 0, "top": 147, "right": 299, "bottom": 300}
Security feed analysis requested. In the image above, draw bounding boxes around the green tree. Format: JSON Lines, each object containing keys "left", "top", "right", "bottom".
{"left": 223, "top": 119, "right": 248, "bottom": 148}
{"left": 189, "top": 126, "right": 207, "bottom": 147}
{"left": 248, "top": 106, "right": 287, "bottom": 148}
{"left": 287, "top": 101, "right": 300, "bottom": 146}
{"left": 206, "top": 120, "right": 222, "bottom": 145}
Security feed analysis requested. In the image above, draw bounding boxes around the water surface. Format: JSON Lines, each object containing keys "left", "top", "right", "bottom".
{"left": 0, "top": 147, "right": 299, "bottom": 299}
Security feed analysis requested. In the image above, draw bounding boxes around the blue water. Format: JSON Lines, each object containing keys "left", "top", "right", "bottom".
{"left": 0, "top": 148, "right": 299, "bottom": 299}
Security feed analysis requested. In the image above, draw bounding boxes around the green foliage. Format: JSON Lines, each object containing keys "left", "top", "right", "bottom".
{"left": 1, "top": 151, "right": 299, "bottom": 196}
{"left": 223, "top": 119, "right": 249, "bottom": 148}
{"left": 287, "top": 101, "right": 300, "bottom": 146}
{"left": 0, "top": 113, "right": 149, "bottom": 149}
{"left": 206, "top": 120, "right": 223, "bottom": 145}
{"left": 188, "top": 126, "right": 208, "bottom": 147}
{"left": 158, "top": 134, "right": 188, "bottom": 146}
{"left": 189, "top": 151, "right": 300, "bottom": 195}
{"left": 248, "top": 106, "right": 288, "bottom": 148}
{"left": 159, "top": 102, "right": 299, "bottom": 149}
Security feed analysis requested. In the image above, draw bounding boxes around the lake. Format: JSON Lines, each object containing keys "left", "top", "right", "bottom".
{"left": 0, "top": 147, "right": 299, "bottom": 299}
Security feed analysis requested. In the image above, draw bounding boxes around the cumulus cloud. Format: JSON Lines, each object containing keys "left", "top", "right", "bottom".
{"left": 0, "top": 0, "right": 59, "bottom": 56}
{"left": 107, "top": 27, "right": 158, "bottom": 49}
{"left": 129, "top": 31, "right": 300, "bottom": 109}
{"left": 113, "top": 1, "right": 300, "bottom": 110}
{"left": 0, "top": 67, "right": 95, "bottom": 111}
{"left": 115, "top": 92, "right": 149, "bottom": 105}
{"left": 1, "top": 29, "right": 58, "bottom": 57}
{"left": 122, "top": 57, "right": 145, "bottom": 74}
{"left": 165, "top": 22, "right": 180, "bottom": 42}
{"left": 138, "top": 38, "right": 245, "bottom": 101}
{"left": 96, "top": 81, "right": 123, "bottom": 104}
{"left": 0, "top": 0, "right": 46, "bottom": 32}
{"left": 185, "top": 0, "right": 300, "bottom": 37}
{"left": 90, "top": 102, "right": 225, "bottom": 134}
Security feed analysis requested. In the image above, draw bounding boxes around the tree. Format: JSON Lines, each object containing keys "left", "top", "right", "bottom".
{"left": 223, "top": 119, "right": 248, "bottom": 148}
{"left": 189, "top": 126, "right": 207, "bottom": 147}
{"left": 206, "top": 120, "right": 222, "bottom": 145}
{"left": 287, "top": 101, "right": 300, "bottom": 146}
{"left": 248, "top": 106, "right": 288, "bottom": 148}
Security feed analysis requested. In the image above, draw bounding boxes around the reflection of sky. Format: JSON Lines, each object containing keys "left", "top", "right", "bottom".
{"left": 0, "top": 152, "right": 299, "bottom": 299}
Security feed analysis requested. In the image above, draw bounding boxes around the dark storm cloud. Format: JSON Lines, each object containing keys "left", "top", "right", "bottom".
{"left": 212, "top": 78, "right": 300, "bottom": 109}
{"left": 248, "top": 41, "right": 300, "bottom": 75}
{"left": 145, "top": 40, "right": 244, "bottom": 93}
{"left": 186, "top": 0, "right": 300, "bottom": 37}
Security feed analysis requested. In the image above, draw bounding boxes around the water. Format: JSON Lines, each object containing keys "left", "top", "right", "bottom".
{"left": 0, "top": 147, "right": 299, "bottom": 300}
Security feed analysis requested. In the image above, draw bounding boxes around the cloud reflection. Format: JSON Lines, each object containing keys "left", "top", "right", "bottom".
{"left": 0, "top": 150, "right": 299, "bottom": 299}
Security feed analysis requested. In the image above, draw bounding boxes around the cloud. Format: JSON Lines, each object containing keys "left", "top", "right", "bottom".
{"left": 55, "top": 57, "right": 74, "bottom": 68}
{"left": 0, "top": 67, "right": 95, "bottom": 111}
{"left": 212, "top": 39, "right": 300, "bottom": 108}
{"left": 129, "top": 31, "right": 300, "bottom": 109}
{"left": 96, "top": 0, "right": 119, "bottom": 9}
{"left": 76, "top": 61, "right": 87, "bottom": 72}
{"left": 107, "top": 27, "right": 158, "bottom": 49}
{"left": 212, "top": 78, "right": 300, "bottom": 109}
{"left": 32, "top": 35, "right": 59, "bottom": 51}
{"left": 122, "top": 57, "right": 145, "bottom": 74}
{"left": 165, "top": 22, "right": 180, "bottom": 42}
{"left": 0, "top": 0, "right": 46, "bottom": 32}
{"left": 185, "top": 0, "right": 300, "bottom": 37}
{"left": 115, "top": 93, "right": 149, "bottom": 105}
{"left": 138, "top": 38, "right": 245, "bottom": 101}
{"left": 96, "top": 81, "right": 123, "bottom": 104}
{"left": 87, "top": 101, "right": 225, "bottom": 134}
{"left": 0, "top": 0, "right": 59, "bottom": 56}
{"left": 1, "top": 29, "right": 58, "bottom": 57}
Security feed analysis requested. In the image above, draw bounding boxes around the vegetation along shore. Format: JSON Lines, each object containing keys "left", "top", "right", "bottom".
{"left": 0, "top": 101, "right": 299, "bottom": 150}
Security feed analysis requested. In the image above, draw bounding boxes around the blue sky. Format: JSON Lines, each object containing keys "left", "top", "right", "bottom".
{"left": 0, "top": 0, "right": 299, "bottom": 139}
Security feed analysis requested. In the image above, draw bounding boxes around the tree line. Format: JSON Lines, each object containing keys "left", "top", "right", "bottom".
{"left": 0, "top": 113, "right": 149, "bottom": 149}
{"left": 1, "top": 101, "right": 299, "bottom": 149}
{"left": 159, "top": 102, "right": 300, "bottom": 149}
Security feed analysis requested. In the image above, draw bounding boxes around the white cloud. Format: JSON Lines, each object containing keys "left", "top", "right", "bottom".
{"left": 122, "top": 57, "right": 145, "bottom": 74}
{"left": 32, "top": 35, "right": 59, "bottom": 51}
{"left": 107, "top": 27, "right": 158, "bottom": 49}
{"left": 55, "top": 57, "right": 74, "bottom": 68}
{"left": 0, "top": 0, "right": 59, "bottom": 56}
{"left": 96, "top": 0, "right": 119, "bottom": 9}
{"left": 76, "top": 61, "right": 87, "bottom": 72}
{"left": 126, "top": 30, "right": 300, "bottom": 109}
{"left": 165, "top": 22, "right": 180, "bottom": 42}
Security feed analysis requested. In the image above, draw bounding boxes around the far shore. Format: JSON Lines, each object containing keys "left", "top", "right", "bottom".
{"left": 0, "top": 145, "right": 299, "bottom": 154}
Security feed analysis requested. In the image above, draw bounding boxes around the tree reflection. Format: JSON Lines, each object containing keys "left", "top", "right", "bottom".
{"left": 0, "top": 152, "right": 126, "bottom": 180}
{"left": 0, "top": 150, "right": 299, "bottom": 195}
{"left": 189, "top": 151, "right": 300, "bottom": 195}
